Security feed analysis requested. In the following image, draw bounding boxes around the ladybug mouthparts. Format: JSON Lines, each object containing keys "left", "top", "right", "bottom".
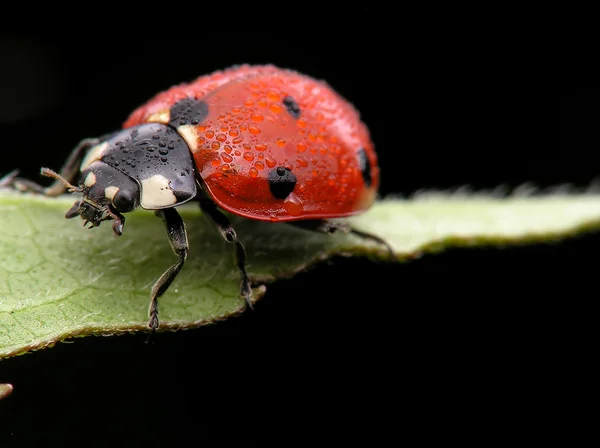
{"left": 65, "top": 198, "right": 125, "bottom": 236}
{"left": 40, "top": 167, "right": 127, "bottom": 236}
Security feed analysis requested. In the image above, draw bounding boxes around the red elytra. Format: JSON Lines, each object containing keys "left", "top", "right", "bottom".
{"left": 123, "top": 64, "right": 379, "bottom": 222}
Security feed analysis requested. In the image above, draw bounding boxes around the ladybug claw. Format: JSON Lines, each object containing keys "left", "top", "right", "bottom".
{"left": 112, "top": 220, "right": 124, "bottom": 236}
{"left": 242, "top": 283, "right": 253, "bottom": 310}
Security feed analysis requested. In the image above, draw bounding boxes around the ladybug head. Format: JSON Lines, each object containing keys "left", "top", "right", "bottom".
{"left": 42, "top": 162, "right": 140, "bottom": 236}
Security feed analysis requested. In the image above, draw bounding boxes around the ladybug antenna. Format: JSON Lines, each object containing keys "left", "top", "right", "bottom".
{"left": 40, "top": 168, "right": 82, "bottom": 193}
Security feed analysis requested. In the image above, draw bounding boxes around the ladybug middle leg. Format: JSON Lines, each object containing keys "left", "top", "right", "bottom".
{"left": 2, "top": 137, "right": 101, "bottom": 196}
{"left": 290, "top": 219, "right": 394, "bottom": 258}
{"left": 148, "top": 207, "right": 189, "bottom": 333}
{"left": 196, "top": 188, "right": 253, "bottom": 310}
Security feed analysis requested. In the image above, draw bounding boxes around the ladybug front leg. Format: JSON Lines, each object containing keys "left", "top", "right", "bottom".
{"left": 197, "top": 190, "right": 253, "bottom": 310}
{"left": 148, "top": 207, "right": 189, "bottom": 333}
{"left": 290, "top": 219, "right": 394, "bottom": 258}
{"left": 4, "top": 137, "right": 100, "bottom": 196}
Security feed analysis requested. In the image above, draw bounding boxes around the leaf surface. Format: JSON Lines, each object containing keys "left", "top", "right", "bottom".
{"left": 2, "top": 189, "right": 600, "bottom": 359}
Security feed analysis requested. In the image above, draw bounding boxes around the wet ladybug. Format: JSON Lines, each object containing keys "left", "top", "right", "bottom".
{"left": 8, "top": 64, "right": 391, "bottom": 332}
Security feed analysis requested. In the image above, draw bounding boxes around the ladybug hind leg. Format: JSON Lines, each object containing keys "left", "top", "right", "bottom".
{"left": 290, "top": 219, "right": 394, "bottom": 258}
{"left": 2, "top": 137, "right": 100, "bottom": 196}
{"left": 197, "top": 189, "right": 253, "bottom": 310}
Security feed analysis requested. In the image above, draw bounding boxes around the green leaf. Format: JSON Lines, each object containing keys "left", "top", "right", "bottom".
{"left": 2, "top": 187, "right": 600, "bottom": 359}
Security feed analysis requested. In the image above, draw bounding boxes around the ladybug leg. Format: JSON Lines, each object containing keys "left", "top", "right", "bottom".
{"left": 290, "top": 219, "right": 394, "bottom": 258}
{"left": 197, "top": 191, "right": 253, "bottom": 310}
{"left": 0, "top": 170, "right": 19, "bottom": 188}
{"left": 148, "top": 207, "right": 189, "bottom": 334}
{"left": 4, "top": 137, "right": 100, "bottom": 196}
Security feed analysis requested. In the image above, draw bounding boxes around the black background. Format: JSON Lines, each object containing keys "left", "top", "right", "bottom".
{"left": 0, "top": 32, "right": 595, "bottom": 444}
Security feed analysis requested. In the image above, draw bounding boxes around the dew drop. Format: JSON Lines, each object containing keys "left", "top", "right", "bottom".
{"left": 222, "top": 153, "right": 233, "bottom": 163}
{"left": 159, "top": 148, "right": 169, "bottom": 155}
{"left": 206, "top": 130, "right": 215, "bottom": 139}
{"left": 224, "top": 145, "right": 232, "bottom": 154}
{"left": 229, "top": 129, "right": 240, "bottom": 137}
{"left": 211, "top": 141, "right": 220, "bottom": 150}
{"left": 284, "top": 192, "right": 303, "bottom": 216}
{"left": 296, "top": 142, "right": 307, "bottom": 152}
{"left": 265, "top": 156, "right": 276, "bottom": 168}
{"left": 269, "top": 103, "right": 283, "bottom": 114}
{"left": 251, "top": 113, "right": 264, "bottom": 123}
{"left": 216, "top": 134, "right": 227, "bottom": 142}
{"left": 276, "top": 138, "right": 286, "bottom": 147}
{"left": 255, "top": 161, "right": 265, "bottom": 170}
{"left": 255, "top": 143, "right": 268, "bottom": 151}
{"left": 212, "top": 158, "right": 221, "bottom": 167}
{"left": 249, "top": 167, "right": 258, "bottom": 178}
{"left": 248, "top": 125, "right": 261, "bottom": 135}
{"left": 243, "top": 152, "right": 254, "bottom": 162}
{"left": 232, "top": 135, "right": 244, "bottom": 144}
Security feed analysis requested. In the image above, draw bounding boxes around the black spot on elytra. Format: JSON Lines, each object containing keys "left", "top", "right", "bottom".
{"left": 357, "top": 148, "right": 372, "bottom": 187}
{"left": 283, "top": 96, "right": 301, "bottom": 119}
{"left": 169, "top": 97, "right": 209, "bottom": 127}
{"left": 268, "top": 166, "right": 297, "bottom": 199}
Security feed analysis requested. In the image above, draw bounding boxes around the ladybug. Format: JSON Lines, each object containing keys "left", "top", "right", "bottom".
{"left": 8, "top": 64, "right": 391, "bottom": 332}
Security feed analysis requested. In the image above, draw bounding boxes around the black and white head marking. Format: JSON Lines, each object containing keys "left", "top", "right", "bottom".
{"left": 88, "top": 122, "right": 198, "bottom": 210}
